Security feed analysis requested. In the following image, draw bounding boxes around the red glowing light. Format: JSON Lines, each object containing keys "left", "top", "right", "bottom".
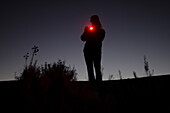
{"left": 89, "top": 26, "right": 94, "bottom": 31}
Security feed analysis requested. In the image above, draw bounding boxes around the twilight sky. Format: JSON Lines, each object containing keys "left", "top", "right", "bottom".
{"left": 0, "top": 0, "right": 170, "bottom": 81}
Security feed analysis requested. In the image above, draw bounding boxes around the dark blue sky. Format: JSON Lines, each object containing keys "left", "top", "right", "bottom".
{"left": 0, "top": 0, "right": 170, "bottom": 81}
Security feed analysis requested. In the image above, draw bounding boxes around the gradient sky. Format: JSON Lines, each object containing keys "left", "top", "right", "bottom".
{"left": 0, "top": 0, "right": 170, "bottom": 81}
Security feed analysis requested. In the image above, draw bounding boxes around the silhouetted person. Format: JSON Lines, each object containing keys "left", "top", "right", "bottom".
{"left": 81, "top": 15, "right": 105, "bottom": 83}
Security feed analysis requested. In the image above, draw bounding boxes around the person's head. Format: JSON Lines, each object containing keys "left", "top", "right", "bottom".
{"left": 90, "top": 15, "right": 102, "bottom": 28}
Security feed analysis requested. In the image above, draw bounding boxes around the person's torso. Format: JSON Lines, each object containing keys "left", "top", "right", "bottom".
{"left": 84, "top": 29, "right": 105, "bottom": 53}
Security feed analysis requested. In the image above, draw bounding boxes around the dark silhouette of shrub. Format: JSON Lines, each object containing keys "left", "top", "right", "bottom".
{"left": 16, "top": 60, "right": 77, "bottom": 113}
{"left": 144, "top": 55, "right": 154, "bottom": 77}
{"left": 15, "top": 46, "right": 77, "bottom": 113}
{"left": 17, "top": 60, "right": 77, "bottom": 81}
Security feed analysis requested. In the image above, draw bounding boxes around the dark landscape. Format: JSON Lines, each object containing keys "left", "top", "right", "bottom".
{"left": 1, "top": 1, "right": 170, "bottom": 113}
{"left": 1, "top": 74, "right": 170, "bottom": 113}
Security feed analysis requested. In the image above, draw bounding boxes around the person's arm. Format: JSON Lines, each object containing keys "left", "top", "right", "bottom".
{"left": 99, "top": 29, "right": 105, "bottom": 42}
{"left": 81, "top": 26, "right": 88, "bottom": 41}
{"left": 81, "top": 33, "right": 86, "bottom": 41}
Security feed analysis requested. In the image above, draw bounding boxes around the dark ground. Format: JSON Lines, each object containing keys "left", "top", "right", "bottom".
{"left": 0, "top": 75, "right": 170, "bottom": 113}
